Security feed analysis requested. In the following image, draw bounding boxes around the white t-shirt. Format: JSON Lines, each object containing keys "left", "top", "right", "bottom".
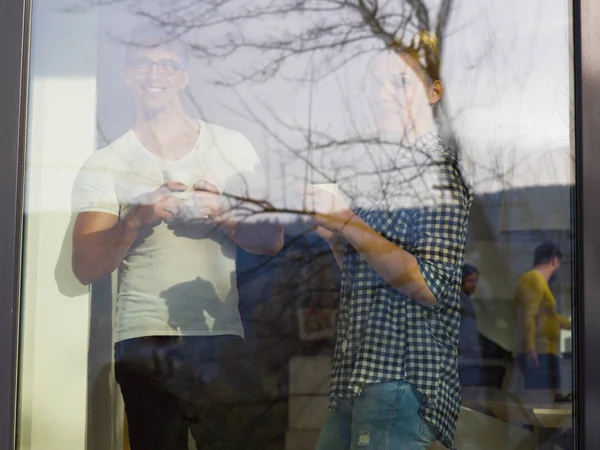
{"left": 73, "top": 121, "right": 264, "bottom": 343}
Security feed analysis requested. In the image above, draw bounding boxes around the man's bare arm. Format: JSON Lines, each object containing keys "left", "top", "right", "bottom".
{"left": 192, "top": 179, "right": 283, "bottom": 257}
{"left": 223, "top": 219, "right": 284, "bottom": 257}
{"left": 72, "top": 182, "right": 185, "bottom": 285}
{"left": 72, "top": 212, "right": 139, "bottom": 285}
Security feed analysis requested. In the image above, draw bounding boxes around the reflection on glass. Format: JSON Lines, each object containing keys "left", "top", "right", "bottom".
{"left": 18, "top": 1, "right": 575, "bottom": 450}
{"left": 71, "top": 24, "right": 284, "bottom": 450}
{"left": 303, "top": 31, "right": 472, "bottom": 450}
{"left": 514, "top": 242, "right": 571, "bottom": 390}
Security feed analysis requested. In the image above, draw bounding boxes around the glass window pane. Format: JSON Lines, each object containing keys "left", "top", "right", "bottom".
{"left": 18, "top": 1, "right": 575, "bottom": 449}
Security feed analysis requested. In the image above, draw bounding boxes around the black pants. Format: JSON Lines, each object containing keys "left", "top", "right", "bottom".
{"left": 115, "top": 335, "right": 262, "bottom": 450}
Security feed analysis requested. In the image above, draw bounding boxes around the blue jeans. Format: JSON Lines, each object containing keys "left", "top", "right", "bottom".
{"left": 315, "top": 381, "right": 438, "bottom": 450}
{"left": 517, "top": 353, "right": 560, "bottom": 390}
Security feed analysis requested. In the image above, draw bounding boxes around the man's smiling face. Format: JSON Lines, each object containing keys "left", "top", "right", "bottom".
{"left": 125, "top": 45, "right": 189, "bottom": 113}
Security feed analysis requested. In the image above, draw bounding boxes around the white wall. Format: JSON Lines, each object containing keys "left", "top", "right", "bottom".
{"left": 18, "top": 3, "right": 99, "bottom": 449}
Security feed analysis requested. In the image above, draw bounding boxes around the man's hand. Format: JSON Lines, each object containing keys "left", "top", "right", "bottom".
{"left": 128, "top": 182, "right": 187, "bottom": 228}
{"left": 526, "top": 350, "right": 540, "bottom": 368}
{"left": 192, "top": 179, "right": 223, "bottom": 219}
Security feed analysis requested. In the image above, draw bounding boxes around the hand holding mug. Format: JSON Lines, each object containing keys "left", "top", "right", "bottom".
{"left": 192, "top": 179, "right": 223, "bottom": 220}
{"left": 162, "top": 170, "right": 194, "bottom": 199}
{"left": 303, "top": 184, "right": 353, "bottom": 233}
{"left": 129, "top": 182, "right": 187, "bottom": 227}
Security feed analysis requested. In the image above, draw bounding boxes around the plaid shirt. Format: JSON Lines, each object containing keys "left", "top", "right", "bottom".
{"left": 330, "top": 133, "right": 472, "bottom": 449}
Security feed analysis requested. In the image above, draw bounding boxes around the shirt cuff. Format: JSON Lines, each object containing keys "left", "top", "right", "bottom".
{"left": 416, "top": 258, "right": 451, "bottom": 308}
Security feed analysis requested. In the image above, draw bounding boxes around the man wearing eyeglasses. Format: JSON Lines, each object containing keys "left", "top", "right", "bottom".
{"left": 71, "top": 24, "right": 283, "bottom": 450}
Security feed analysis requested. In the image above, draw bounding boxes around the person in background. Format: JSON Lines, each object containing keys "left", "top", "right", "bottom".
{"left": 514, "top": 242, "right": 571, "bottom": 390}
{"left": 458, "top": 263, "right": 482, "bottom": 386}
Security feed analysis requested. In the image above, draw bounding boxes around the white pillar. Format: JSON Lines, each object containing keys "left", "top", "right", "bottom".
{"left": 18, "top": 3, "right": 98, "bottom": 449}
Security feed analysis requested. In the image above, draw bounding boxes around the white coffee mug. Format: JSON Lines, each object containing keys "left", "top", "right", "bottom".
{"left": 311, "top": 183, "right": 339, "bottom": 195}
{"left": 162, "top": 170, "right": 195, "bottom": 199}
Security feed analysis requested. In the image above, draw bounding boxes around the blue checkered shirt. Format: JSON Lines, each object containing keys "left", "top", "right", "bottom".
{"left": 330, "top": 133, "right": 472, "bottom": 449}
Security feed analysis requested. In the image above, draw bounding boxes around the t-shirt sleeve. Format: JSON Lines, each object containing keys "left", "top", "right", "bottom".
{"left": 223, "top": 135, "right": 264, "bottom": 192}
{"left": 71, "top": 154, "right": 119, "bottom": 216}
{"left": 222, "top": 135, "right": 271, "bottom": 219}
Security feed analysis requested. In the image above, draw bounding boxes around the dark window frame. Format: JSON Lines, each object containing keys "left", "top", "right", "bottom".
{"left": 0, "top": 0, "right": 597, "bottom": 449}
{"left": 576, "top": 0, "right": 600, "bottom": 448}
{"left": 0, "top": 0, "right": 29, "bottom": 449}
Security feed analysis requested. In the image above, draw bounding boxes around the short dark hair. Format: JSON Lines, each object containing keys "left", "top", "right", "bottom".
{"left": 533, "top": 242, "right": 562, "bottom": 266}
{"left": 125, "top": 24, "right": 191, "bottom": 68}
{"left": 462, "top": 263, "right": 479, "bottom": 282}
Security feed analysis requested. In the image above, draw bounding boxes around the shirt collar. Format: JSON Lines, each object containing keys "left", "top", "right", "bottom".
{"left": 402, "top": 132, "right": 441, "bottom": 151}
{"left": 400, "top": 132, "right": 458, "bottom": 162}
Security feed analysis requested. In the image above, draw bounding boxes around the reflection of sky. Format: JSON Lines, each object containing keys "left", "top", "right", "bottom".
{"left": 444, "top": 0, "right": 572, "bottom": 192}
{"left": 90, "top": 0, "right": 573, "bottom": 207}
{"left": 446, "top": 0, "right": 570, "bottom": 147}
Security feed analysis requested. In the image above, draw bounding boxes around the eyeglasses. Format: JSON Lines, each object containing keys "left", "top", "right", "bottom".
{"left": 128, "top": 58, "right": 183, "bottom": 76}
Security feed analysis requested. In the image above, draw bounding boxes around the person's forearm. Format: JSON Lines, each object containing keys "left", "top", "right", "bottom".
{"left": 73, "top": 215, "right": 140, "bottom": 285}
{"left": 523, "top": 319, "right": 536, "bottom": 353}
{"left": 224, "top": 219, "right": 284, "bottom": 256}
{"left": 558, "top": 314, "right": 572, "bottom": 330}
{"left": 339, "top": 215, "right": 436, "bottom": 306}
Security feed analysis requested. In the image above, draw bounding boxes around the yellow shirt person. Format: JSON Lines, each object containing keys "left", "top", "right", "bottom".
{"left": 514, "top": 242, "right": 571, "bottom": 390}
{"left": 514, "top": 269, "right": 571, "bottom": 356}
